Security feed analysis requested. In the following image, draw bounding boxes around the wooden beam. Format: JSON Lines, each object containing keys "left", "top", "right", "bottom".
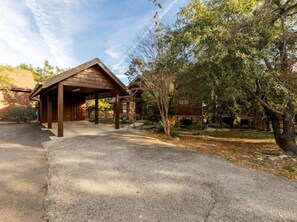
{"left": 47, "top": 94, "right": 52, "bottom": 129}
{"left": 95, "top": 93, "right": 99, "bottom": 125}
{"left": 58, "top": 83, "right": 64, "bottom": 137}
{"left": 115, "top": 91, "right": 120, "bottom": 129}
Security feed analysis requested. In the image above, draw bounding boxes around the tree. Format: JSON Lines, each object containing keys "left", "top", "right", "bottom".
{"left": 171, "top": 0, "right": 297, "bottom": 153}
{"left": 86, "top": 99, "right": 112, "bottom": 118}
{"left": 125, "top": 29, "right": 178, "bottom": 136}
{"left": 0, "top": 66, "right": 12, "bottom": 90}
{"left": 19, "top": 60, "right": 65, "bottom": 83}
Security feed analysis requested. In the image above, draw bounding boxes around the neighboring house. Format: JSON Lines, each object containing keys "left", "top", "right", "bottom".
{"left": 113, "top": 75, "right": 203, "bottom": 124}
{"left": 0, "top": 67, "right": 35, "bottom": 117}
{"left": 240, "top": 106, "right": 297, "bottom": 131}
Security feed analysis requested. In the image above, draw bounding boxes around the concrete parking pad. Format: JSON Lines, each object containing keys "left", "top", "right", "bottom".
{"left": 43, "top": 129, "right": 297, "bottom": 222}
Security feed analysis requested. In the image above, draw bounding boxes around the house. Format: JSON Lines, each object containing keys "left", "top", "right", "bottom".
{"left": 0, "top": 67, "right": 35, "bottom": 117}
{"left": 114, "top": 75, "right": 203, "bottom": 124}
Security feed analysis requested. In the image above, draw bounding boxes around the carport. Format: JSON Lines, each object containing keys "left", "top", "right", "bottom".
{"left": 29, "top": 58, "right": 129, "bottom": 137}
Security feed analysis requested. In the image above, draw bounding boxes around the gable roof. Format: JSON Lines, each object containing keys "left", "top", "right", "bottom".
{"left": 30, "top": 58, "right": 128, "bottom": 99}
{"left": 43, "top": 58, "right": 126, "bottom": 89}
{"left": 127, "top": 75, "right": 143, "bottom": 89}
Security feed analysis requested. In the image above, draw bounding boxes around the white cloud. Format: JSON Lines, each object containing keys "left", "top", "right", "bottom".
{"left": 105, "top": 48, "right": 122, "bottom": 60}
{"left": 0, "top": 0, "right": 52, "bottom": 67}
{"left": 25, "top": 0, "right": 81, "bottom": 67}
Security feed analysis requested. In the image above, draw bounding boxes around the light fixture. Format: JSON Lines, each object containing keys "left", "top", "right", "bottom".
{"left": 72, "top": 88, "right": 80, "bottom": 92}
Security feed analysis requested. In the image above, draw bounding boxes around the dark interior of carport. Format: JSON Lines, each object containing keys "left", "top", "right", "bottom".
{"left": 29, "top": 58, "right": 129, "bottom": 137}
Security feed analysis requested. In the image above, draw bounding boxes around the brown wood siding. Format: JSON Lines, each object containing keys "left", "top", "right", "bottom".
{"left": 41, "top": 93, "right": 86, "bottom": 123}
{"left": 174, "top": 102, "right": 202, "bottom": 116}
{"left": 62, "top": 67, "right": 117, "bottom": 90}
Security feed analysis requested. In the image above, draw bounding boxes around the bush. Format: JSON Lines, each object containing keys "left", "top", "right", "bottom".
{"left": 154, "top": 121, "right": 165, "bottom": 133}
{"left": 143, "top": 119, "right": 152, "bottom": 125}
{"left": 191, "top": 124, "right": 207, "bottom": 131}
{"left": 193, "top": 130, "right": 203, "bottom": 135}
{"left": 4, "top": 105, "right": 36, "bottom": 123}
{"left": 120, "top": 119, "right": 129, "bottom": 124}
{"left": 171, "top": 130, "right": 180, "bottom": 138}
{"left": 192, "top": 124, "right": 207, "bottom": 135}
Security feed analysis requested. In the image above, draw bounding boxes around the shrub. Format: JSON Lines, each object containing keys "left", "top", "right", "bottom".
{"left": 143, "top": 119, "right": 152, "bottom": 125}
{"left": 193, "top": 130, "right": 203, "bottom": 135}
{"left": 154, "top": 121, "right": 165, "bottom": 133}
{"left": 171, "top": 130, "right": 180, "bottom": 138}
{"left": 191, "top": 124, "right": 207, "bottom": 131}
{"left": 4, "top": 105, "right": 36, "bottom": 123}
{"left": 120, "top": 119, "right": 129, "bottom": 124}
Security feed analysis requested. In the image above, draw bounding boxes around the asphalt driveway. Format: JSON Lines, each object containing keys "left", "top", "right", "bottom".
{"left": 43, "top": 129, "right": 297, "bottom": 222}
{"left": 0, "top": 124, "right": 52, "bottom": 222}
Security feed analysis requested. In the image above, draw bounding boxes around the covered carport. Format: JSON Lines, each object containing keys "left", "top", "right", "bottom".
{"left": 29, "top": 58, "right": 129, "bottom": 137}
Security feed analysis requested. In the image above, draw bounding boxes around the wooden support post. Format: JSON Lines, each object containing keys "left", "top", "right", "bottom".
{"left": 115, "top": 92, "right": 120, "bottom": 129}
{"left": 95, "top": 93, "right": 99, "bottom": 125}
{"left": 57, "top": 83, "right": 64, "bottom": 137}
{"left": 47, "top": 94, "right": 52, "bottom": 129}
{"left": 39, "top": 96, "right": 44, "bottom": 123}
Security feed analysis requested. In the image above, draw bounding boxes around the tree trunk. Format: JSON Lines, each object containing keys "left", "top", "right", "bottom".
{"left": 281, "top": 103, "right": 297, "bottom": 154}
{"left": 265, "top": 102, "right": 297, "bottom": 155}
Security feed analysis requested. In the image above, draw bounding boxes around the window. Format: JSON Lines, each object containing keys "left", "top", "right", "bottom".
{"left": 179, "top": 100, "right": 189, "bottom": 105}
{"left": 122, "top": 103, "right": 127, "bottom": 113}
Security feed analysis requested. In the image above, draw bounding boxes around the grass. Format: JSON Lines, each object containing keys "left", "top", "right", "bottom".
{"left": 146, "top": 127, "right": 297, "bottom": 180}
{"left": 202, "top": 128, "right": 274, "bottom": 139}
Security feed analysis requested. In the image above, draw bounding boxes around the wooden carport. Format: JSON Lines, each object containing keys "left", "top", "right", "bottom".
{"left": 29, "top": 58, "right": 129, "bottom": 137}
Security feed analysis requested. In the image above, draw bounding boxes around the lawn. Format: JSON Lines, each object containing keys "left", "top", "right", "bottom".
{"left": 146, "top": 128, "right": 297, "bottom": 180}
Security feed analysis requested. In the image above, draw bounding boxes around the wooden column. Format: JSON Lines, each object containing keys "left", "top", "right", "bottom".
{"left": 39, "top": 98, "right": 42, "bottom": 123}
{"left": 115, "top": 92, "right": 120, "bottom": 129}
{"left": 57, "top": 83, "right": 64, "bottom": 137}
{"left": 47, "top": 94, "right": 52, "bottom": 129}
{"left": 95, "top": 93, "right": 99, "bottom": 125}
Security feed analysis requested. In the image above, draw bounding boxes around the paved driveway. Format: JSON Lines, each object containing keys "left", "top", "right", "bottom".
{"left": 0, "top": 124, "right": 52, "bottom": 222}
{"left": 43, "top": 128, "right": 297, "bottom": 222}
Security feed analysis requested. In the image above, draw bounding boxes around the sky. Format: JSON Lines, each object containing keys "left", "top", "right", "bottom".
{"left": 0, "top": 0, "right": 188, "bottom": 84}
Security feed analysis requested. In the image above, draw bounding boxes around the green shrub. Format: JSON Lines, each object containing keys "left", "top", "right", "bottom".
{"left": 143, "top": 119, "right": 152, "bottom": 125}
{"left": 193, "top": 130, "right": 203, "bottom": 135}
{"left": 154, "top": 121, "right": 165, "bottom": 133}
{"left": 120, "top": 119, "right": 129, "bottom": 124}
{"left": 171, "top": 130, "right": 180, "bottom": 138}
{"left": 191, "top": 124, "right": 207, "bottom": 131}
{"left": 4, "top": 105, "right": 36, "bottom": 123}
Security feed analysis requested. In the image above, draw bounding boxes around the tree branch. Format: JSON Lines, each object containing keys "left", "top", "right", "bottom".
{"left": 248, "top": 89, "right": 282, "bottom": 115}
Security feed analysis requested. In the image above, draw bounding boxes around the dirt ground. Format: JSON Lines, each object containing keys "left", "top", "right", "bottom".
{"left": 146, "top": 129, "right": 297, "bottom": 180}
{"left": 0, "top": 124, "right": 52, "bottom": 222}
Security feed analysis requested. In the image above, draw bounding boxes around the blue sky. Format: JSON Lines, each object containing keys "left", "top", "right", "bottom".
{"left": 0, "top": 0, "right": 188, "bottom": 84}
